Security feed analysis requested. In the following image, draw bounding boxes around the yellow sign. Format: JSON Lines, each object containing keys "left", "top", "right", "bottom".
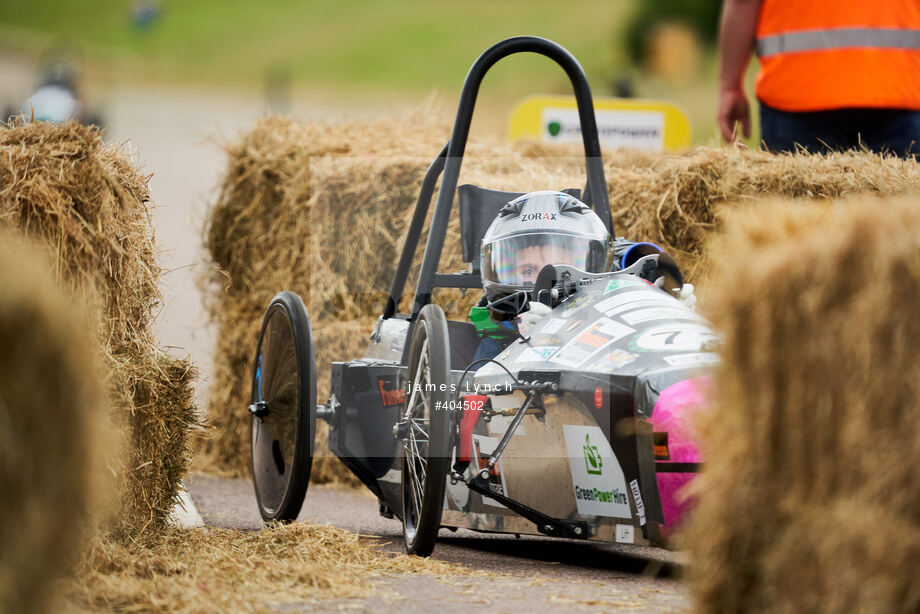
{"left": 509, "top": 95, "right": 692, "bottom": 152}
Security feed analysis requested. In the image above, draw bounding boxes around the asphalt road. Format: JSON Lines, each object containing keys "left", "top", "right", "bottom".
{"left": 188, "top": 475, "right": 690, "bottom": 613}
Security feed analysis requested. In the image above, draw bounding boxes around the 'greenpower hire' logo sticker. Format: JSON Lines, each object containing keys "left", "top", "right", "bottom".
{"left": 547, "top": 121, "right": 562, "bottom": 137}
{"left": 565, "top": 424, "right": 631, "bottom": 517}
{"left": 583, "top": 433, "right": 602, "bottom": 475}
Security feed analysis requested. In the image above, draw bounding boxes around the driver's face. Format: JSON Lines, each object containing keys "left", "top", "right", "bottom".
{"left": 515, "top": 245, "right": 573, "bottom": 285}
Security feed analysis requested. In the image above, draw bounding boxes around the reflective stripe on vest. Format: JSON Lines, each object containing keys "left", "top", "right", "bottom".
{"left": 758, "top": 28, "right": 920, "bottom": 57}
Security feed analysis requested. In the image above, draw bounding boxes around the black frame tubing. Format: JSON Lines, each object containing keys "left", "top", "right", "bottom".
{"left": 389, "top": 36, "right": 613, "bottom": 320}
{"left": 383, "top": 143, "right": 448, "bottom": 320}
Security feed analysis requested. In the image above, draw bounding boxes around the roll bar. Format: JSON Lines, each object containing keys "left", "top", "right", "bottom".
{"left": 382, "top": 36, "right": 612, "bottom": 321}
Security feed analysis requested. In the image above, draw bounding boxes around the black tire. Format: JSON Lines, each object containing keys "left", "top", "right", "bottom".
{"left": 400, "top": 304, "right": 453, "bottom": 556}
{"left": 250, "top": 291, "right": 316, "bottom": 523}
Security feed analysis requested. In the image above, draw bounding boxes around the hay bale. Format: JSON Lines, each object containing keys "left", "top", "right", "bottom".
{"left": 0, "top": 235, "right": 108, "bottom": 614}
{"left": 684, "top": 197, "right": 920, "bottom": 613}
{"left": 0, "top": 120, "right": 198, "bottom": 540}
{"left": 201, "top": 112, "right": 920, "bottom": 478}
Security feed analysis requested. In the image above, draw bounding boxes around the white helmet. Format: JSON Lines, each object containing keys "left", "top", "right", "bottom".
{"left": 480, "top": 191, "right": 611, "bottom": 300}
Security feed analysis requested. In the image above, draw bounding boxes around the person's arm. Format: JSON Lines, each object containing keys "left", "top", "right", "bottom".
{"left": 718, "top": 0, "right": 763, "bottom": 142}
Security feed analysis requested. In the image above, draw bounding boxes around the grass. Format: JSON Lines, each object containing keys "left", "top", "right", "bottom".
{"left": 1, "top": 0, "right": 634, "bottom": 95}
{"left": 1, "top": 1, "right": 760, "bottom": 146}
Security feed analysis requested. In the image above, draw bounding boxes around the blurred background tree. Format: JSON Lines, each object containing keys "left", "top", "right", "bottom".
{"left": 623, "top": 0, "right": 722, "bottom": 82}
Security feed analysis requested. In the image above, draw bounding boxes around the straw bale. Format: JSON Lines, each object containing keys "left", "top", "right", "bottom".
{"left": 64, "top": 523, "right": 470, "bottom": 612}
{"left": 0, "top": 235, "right": 110, "bottom": 614}
{"left": 0, "top": 120, "right": 198, "bottom": 540}
{"left": 683, "top": 197, "right": 920, "bottom": 613}
{"left": 201, "top": 113, "right": 920, "bottom": 478}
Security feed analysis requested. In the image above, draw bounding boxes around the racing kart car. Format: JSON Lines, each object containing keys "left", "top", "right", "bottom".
{"left": 248, "top": 36, "right": 716, "bottom": 556}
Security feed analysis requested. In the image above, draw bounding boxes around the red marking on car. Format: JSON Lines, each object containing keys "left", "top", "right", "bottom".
{"left": 377, "top": 379, "right": 405, "bottom": 407}
{"left": 594, "top": 386, "right": 603, "bottom": 409}
{"left": 653, "top": 432, "right": 670, "bottom": 460}
{"left": 457, "top": 395, "right": 487, "bottom": 464}
{"left": 579, "top": 325, "right": 610, "bottom": 348}
{"left": 474, "top": 439, "right": 502, "bottom": 479}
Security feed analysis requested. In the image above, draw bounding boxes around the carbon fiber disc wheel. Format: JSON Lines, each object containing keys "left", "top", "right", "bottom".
{"left": 250, "top": 291, "right": 316, "bottom": 523}
{"left": 400, "top": 304, "right": 452, "bottom": 556}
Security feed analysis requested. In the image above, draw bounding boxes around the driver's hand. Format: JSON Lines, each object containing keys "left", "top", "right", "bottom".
{"left": 517, "top": 302, "right": 552, "bottom": 336}
{"left": 655, "top": 278, "right": 697, "bottom": 310}
{"left": 678, "top": 283, "right": 697, "bottom": 310}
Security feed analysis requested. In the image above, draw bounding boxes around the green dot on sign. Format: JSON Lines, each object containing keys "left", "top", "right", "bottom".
{"left": 547, "top": 121, "right": 561, "bottom": 137}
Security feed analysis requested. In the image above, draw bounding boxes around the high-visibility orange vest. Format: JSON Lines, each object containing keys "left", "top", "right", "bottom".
{"left": 755, "top": 0, "right": 920, "bottom": 111}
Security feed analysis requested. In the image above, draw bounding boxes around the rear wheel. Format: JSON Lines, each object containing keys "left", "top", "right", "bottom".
{"left": 400, "top": 304, "right": 452, "bottom": 556}
{"left": 250, "top": 291, "right": 316, "bottom": 523}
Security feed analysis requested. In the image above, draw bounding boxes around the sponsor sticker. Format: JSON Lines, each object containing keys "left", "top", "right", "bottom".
{"left": 561, "top": 294, "right": 595, "bottom": 318}
{"left": 377, "top": 377, "right": 406, "bottom": 408}
{"left": 600, "top": 296, "right": 675, "bottom": 317}
{"left": 565, "top": 320, "right": 583, "bottom": 332}
{"left": 663, "top": 352, "right": 721, "bottom": 367}
{"left": 596, "top": 349, "right": 639, "bottom": 373}
{"left": 551, "top": 318, "right": 635, "bottom": 367}
{"left": 616, "top": 524, "right": 635, "bottom": 544}
{"left": 563, "top": 425, "right": 631, "bottom": 518}
{"left": 540, "top": 317, "right": 567, "bottom": 334}
{"left": 629, "top": 479, "right": 647, "bottom": 526}
{"left": 604, "top": 277, "right": 648, "bottom": 294}
{"left": 619, "top": 307, "right": 703, "bottom": 326}
{"left": 531, "top": 334, "right": 563, "bottom": 346}
{"left": 515, "top": 346, "right": 559, "bottom": 363}
{"left": 632, "top": 323, "right": 721, "bottom": 352}
{"left": 594, "top": 290, "right": 664, "bottom": 313}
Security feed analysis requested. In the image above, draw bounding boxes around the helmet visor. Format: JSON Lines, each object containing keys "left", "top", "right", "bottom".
{"left": 482, "top": 232, "right": 610, "bottom": 287}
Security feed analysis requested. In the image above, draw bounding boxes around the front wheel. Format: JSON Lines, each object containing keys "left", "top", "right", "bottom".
{"left": 250, "top": 291, "right": 316, "bottom": 523}
{"left": 400, "top": 304, "right": 452, "bottom": 556}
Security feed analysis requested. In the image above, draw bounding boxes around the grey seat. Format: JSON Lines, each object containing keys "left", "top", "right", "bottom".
{"left": 457, "top": 184, "right": 581, "bottom": 275}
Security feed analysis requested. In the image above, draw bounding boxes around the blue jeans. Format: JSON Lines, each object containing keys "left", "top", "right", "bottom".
{"left": 471, "top": 336, "right": 507, "bottom": 369}
{"left": 760, "top": 102, "right": 920, "bottom": 158}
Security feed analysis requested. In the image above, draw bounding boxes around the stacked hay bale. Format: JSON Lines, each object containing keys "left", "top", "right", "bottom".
{"left": 201, "top": 112, "right": 920, "bottom": 478}
{"left": 0, "top": 121, "right": 197, "bottom": 540}
{"left": 685, "top": 197, "right": 920, "bottom": 612}
{"left": 0, "top": 235, "right": 109, "bottom": 614}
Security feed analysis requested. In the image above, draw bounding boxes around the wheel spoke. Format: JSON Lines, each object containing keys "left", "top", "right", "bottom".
{"left": 411, "top": 458, "right": 424, "bottom": 510}
{"left": 402, "top": 335, "right": 428, "bottom": 420}
{"left": 411, "top": 433, "right": 428, "bottom": 475}
{"left": 409, "top": 418, "right": 429, "bottom": 441}
{"left": 404, "top": 443, "right": 421, "bottom": 517}
{"left": 409, "top": 426, "right": 424, "bottom": 465}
